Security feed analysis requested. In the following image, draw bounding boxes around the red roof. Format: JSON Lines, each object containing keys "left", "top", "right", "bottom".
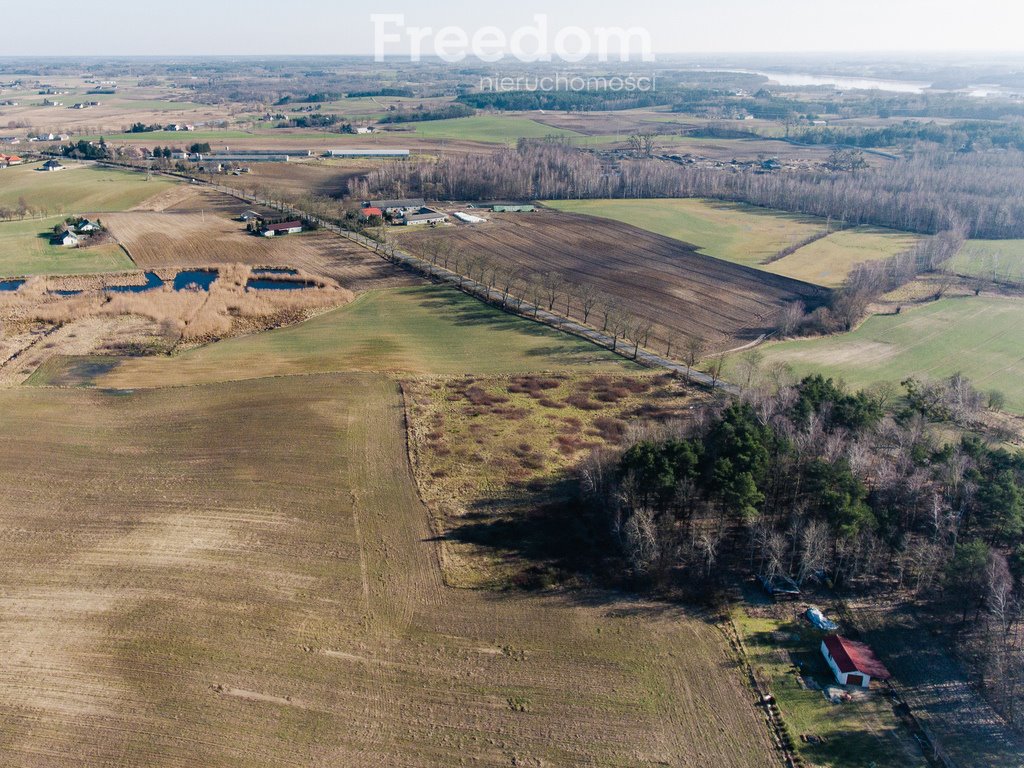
{"left": 823, "top": 636, "right": 891, "bottom": 680}
{"left": 361, "top": 207, "right": 383, "bottom": 217}
{"left": 263, "top": 221, "right": 302, "bottom": 232}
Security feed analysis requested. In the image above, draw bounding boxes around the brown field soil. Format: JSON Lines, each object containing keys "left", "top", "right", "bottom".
{"left": 404, "top": 372, "right": 701, "bottom": 589}
{"left": 402, "top": 210, "right": 829, "bottom": 350}
{"left": 213, "top": 159, "right": 374, "bottom": 199}
{"left": 0, "top": 373, "right": 776, "bottom": 767}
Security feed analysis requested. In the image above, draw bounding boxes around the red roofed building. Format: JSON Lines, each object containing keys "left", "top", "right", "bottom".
{"left": 360, "top": 207, "right": 383, "bottom": 219}
{"left": 821, "top": 636, "right": 891, "bottom": 688}
{"left": 259, "top": 220, "right": 303, "bottom": 237}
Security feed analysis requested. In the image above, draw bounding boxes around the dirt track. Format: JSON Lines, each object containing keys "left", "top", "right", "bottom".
{"left": 0, "top": 373, "right": 776, "bottom": 767}
{"left": 405, "top": 211, "right": 830, "bottom": 349}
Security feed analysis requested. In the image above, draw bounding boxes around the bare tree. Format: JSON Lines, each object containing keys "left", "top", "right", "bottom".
{"left": 683, "top": 336, "right": 706, "bottom": 382}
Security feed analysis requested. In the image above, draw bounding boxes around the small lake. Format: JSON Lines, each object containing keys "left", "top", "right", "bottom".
{"left": 246, "top": 278, "right": 315, "bottom": 291}
{"left": 173, "top": 270, "right": 217, "bottom": 291}
{"left": 722, "top": 69, "right": 932, "bottom": 94}
{"left": 0, "top": 279, "right": 25, "bottom": 291}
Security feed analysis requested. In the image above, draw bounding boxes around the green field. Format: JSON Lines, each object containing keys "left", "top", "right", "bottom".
{"left": 766, "top": 227, "right": 921, "bottom": 287}
{"left": 408, "top": 115, "right": 582, "bottom": 143}
{"left": 948, "top": 239, "right": 1024, "bottom": 284}
{"left": 0, "top": 216, "right": 134, "bottom": 277}
{"left": 734, "top": 605, "right": 925, "bottom": 768}
{"left": 758, "top": 297, "right": 1024, "bottom": 412}
{"left": 543, "top": 198, "right": 827, "bottom": 268}
{"left": 0, "top": 163, "right": 173, "bottom": 216}
{"left": 47, "top": 285, "right": 630, "bottom": 389}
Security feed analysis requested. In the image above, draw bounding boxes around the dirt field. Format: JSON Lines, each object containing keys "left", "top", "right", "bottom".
{"left": 0, "top": 373, "right": 776, "bottom": 767}
{"left": 403, "top": 210, "right": 829, "bottom": 350}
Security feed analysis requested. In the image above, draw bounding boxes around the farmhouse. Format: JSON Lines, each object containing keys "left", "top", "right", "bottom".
{"left": 326, "top": 148, "right": 409, "bottom": 158}
{"left": 40, "top": 159, "right": 65, "bottom": 171}
{"left": 75, "top": 219, "right": 101, "bottom": 233}
{"left": 0, "top": 154, "right": 22, "bottom": 167}
{"left": 401, "top": 207, "right": 448, "bottom": 226}
{"left": 260, "top": 220, "right": 303, "bottom": 237}
{"left": 52, "top": 230, "right": 79, "bottom": 247}
{"left": 821, "top": 636, "right": 891, "bottom": 688}
{"left": 360, "top": 206, "right": 384, "bottom": 219}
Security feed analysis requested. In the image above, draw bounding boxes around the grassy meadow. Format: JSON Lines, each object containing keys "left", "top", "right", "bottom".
{"left": 0, "top": 162, "right": 173, "bottom": 215}
{"left": 543, "top": 198, "right": 827, "bottom": 268}
{"left": 757, "top": 296, "right": 1024, "bottom": 413}
{"left": 408, "top": 115, "right": 582, "bottom": 143}
{"left": 0, "top": 216, "right": 134, "bottom": 277}
{"left": 766, "top": 227, "right": 921, "bottom": 287}
{"left": 947, "top": 239, "right": 1024, "bottom": 284}
{"left": 51, "top": 285, "right": 632, "bottom": 389}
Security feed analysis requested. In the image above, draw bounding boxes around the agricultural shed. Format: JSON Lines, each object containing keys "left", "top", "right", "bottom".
{"left": 260, "top": 221, "right": 303, "bottom": 237}
{"left": 821, "top": 636, "right": 891, "bottom": 688}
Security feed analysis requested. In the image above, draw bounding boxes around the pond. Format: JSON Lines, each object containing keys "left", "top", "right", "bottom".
{"left": 253, "top": 267, "right": 298, "bottom": 275}
{"left": 246, "top": 278, "right": 315, "bottom": 290}
{"left": 0, "top": 279, "right": 26, "bottom": 291}
{"left": 173, "top": 270, "right": 217, "bottom": 291}
{"left": 106, "top": 272, "right": 165, "bottom": 293}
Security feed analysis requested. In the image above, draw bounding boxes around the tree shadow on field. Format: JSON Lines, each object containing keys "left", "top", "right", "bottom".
{"left": 414, "top": 290, "right": 575, "bottom": 341}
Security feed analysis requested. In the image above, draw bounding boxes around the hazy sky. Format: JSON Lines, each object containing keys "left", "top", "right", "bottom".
{"left": 4, "top": 0, "right": 1023, "bottom": 57}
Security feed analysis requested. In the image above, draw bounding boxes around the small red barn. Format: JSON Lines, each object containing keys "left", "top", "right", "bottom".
{"left": 360, "top": 206, "right": 383, "bottom": 219}
{"left": 821, "top": 635, "right": 891, "bottom": 688}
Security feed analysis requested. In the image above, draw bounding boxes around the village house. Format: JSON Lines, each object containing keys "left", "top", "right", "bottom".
{"left": 0, "top": 154, "right": 23, "bottom": 167}
{"left": 821, "top": 636, "right": 891, "bottom": 688}
{"left": 75, "top": 219, "right": 101, "bottom": 233}
{"left": 40, "top": 159, "right": 65, "bottom": 171}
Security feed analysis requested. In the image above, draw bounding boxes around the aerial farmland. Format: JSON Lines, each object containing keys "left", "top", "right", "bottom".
{"left": 1, "top": 22, "right": 1024, "bottom": 768}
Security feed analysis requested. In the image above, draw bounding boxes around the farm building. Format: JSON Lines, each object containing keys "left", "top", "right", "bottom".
{"left": 453, "top": 211, "right": 487, "bottom": 224}
{"left": 363, "top": 198, "right": 425, "bottom": 214}
{"left": 40, "top": 159, "right": 65, "bottom": 171}
{"left": 401, "top": 208, "right": 448, "bottom": 226}
{"left": 489, "top": 203, "right": 535, "bottom": 213}
{"left": 325, "top": 149, "right": 409, "bottom": 158}
{"left": 821, "top": 636, "right": 891, "bottom": 688}
{"left": 52, "top": 231, "right": 79, "bottom": 247}
{"left": 758, "top": 573, "right": 801, "bottom": 597}
{"left": 75, "top": 219, "right": 101, "bottom": 233}
{"left": 193, "top": 153, "right": 291, "bottom": 163}
{"left": 237, "top": 210, "right": 264, "bottom": 222}
{"left": 0, "top": 154, "right": 22, "bottom": 168}
{"left": 260, "top": 221, "right": 303, "bottom": 237}
{"left": 360, "top": 207, "right": 384, "bottom": 219}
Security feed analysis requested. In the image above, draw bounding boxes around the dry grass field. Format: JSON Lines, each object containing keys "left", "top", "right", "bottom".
{"left": 404, "top": 372, "right": 701, "bottom": 589}
{"left": 403, "top": 210, "right": 829, "bottom": 350}
{"left": 0, "top": 371, "right": 776, "bottom": 767}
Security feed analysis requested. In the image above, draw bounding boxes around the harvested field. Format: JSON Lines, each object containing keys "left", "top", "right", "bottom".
{"left": 0, "top": 373, "right": 776, "bottom": 767}
{"left": 403, "top": 210, "right": 830, "bottom": 349}
{"left": 213, "top": 160, "right": 374, "bottom": 199}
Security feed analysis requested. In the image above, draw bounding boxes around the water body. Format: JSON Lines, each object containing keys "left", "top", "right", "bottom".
{"left": 173, "top": 270, "right": 217, "bottom": 291}
{"left": 246, "top": 278, "right": 314, "bottom": 291}
{"left": 253, "top": 267, "right": 298, "bottom": 276}
{"left": 0, "top": 279, "right": 25, "bottom": 291}
{"left": 106, "top": 272, "right": 165, "bottom": 293}
{"left": 740, "top": 69, "right": 931, "bottom": 94}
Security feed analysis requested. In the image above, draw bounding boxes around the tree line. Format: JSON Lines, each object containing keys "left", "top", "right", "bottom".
{"left": 349, "top": 139, "right": 1024, "bottom": 238}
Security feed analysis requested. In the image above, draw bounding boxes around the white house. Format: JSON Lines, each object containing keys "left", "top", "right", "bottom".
{"left": 53, "top": 231, "right": 79, "bottom": 247}
{"left": 401, "top": 208, "right": 448, "bottom": 226}
{"left": 40, "top": 159, "right": 65, "bottom": 171}
{"left": 821, "top": 636, "right": 891, "bottom": 688}
{"left": 75, "top": 219, "right": 100, "bottom": 233}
